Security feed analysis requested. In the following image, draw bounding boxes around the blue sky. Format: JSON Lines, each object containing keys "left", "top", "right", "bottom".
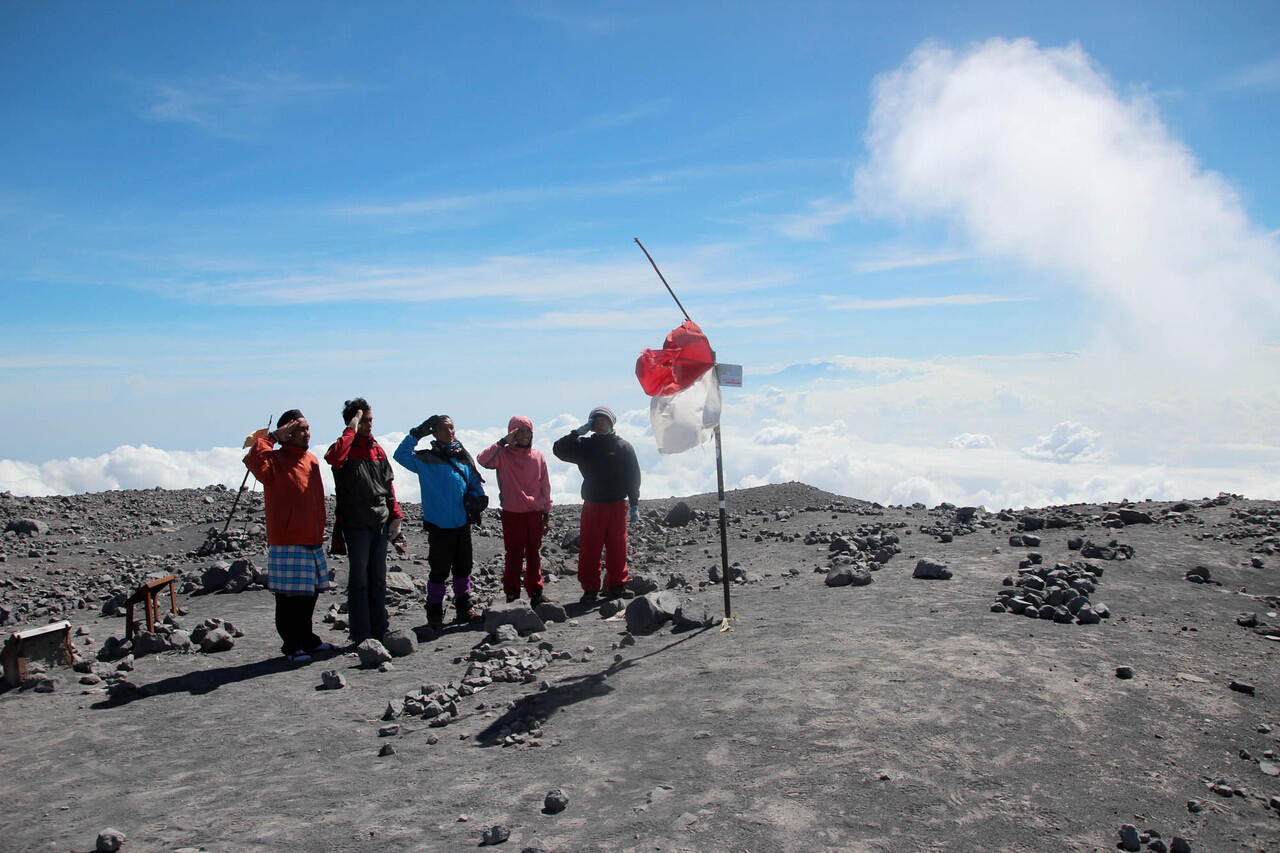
{"left": 3, "top": 2, "right": 1279, "bottom": 506}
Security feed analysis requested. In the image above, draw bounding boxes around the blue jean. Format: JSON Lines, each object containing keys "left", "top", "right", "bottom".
{"left": 344, "top": 523, "right": 388, "bottom": 642}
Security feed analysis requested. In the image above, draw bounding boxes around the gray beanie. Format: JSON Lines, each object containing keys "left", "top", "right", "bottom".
{"left": 588, "top": 405, "right": 616, "bottom": 427}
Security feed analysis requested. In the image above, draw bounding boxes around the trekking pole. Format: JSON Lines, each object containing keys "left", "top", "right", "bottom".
{"left": 223, "top": 415, "right": 272, "bottom": 535}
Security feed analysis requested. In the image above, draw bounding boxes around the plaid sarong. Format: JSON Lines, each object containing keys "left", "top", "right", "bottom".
{"left": 267, "top": 545, "right": 332, "bottom": 596}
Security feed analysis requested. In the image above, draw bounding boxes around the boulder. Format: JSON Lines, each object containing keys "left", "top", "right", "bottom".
{"left": 356, "top": 639, "right": 393, "bottom": 668}
{"left": 5, "top": 518, "right": 48, "bottom": 537}
{"left": 534, "top": 601, "right": 567, "bottom": 623}
{"left": 386, "top": 572, "right": 417, "bottom": 595}
{"left": 382, "top": 628, "right": 417, "bottom": 657}
{"left": 825, "top": 566, "right": 854, "bottom": 587}
{"left": 483, "top": 600, "right": 546, "bottom": 636}
{"left": 912, "top": 559, "right": 953, "bottom": 580}
{"left": 1116, "top": 508, "right": 1154, "bottom": 525}
{"left": 663, "top": 501, "right": 694, "bottom": 527}
{"left": 222, "top": 559, "right": 255, "bottom": 593}
{"left": 673, "top": 598, "right": 717, "bottom": 628}
{"left": 625, "top": 591, "right": 679, "bottom": 634}
{"left": 199, "top": 628, "right": 235, "bottom": 653}
{"left": 201, "top": 563, "right": 230, "bottom": 592}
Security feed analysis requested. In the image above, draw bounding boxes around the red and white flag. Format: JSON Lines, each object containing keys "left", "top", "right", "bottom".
{"left": 635, "top": 320, "right": 722, "bottom": 454}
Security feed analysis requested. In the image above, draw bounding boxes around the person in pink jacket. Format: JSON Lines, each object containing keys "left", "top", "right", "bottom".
{"left": 477, "top": 415, "right": 553, "bottom": 606}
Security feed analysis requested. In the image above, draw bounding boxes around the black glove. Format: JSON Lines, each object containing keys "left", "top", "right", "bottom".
{"left": 409, "top": 420, "right": 432, "bottom": 439}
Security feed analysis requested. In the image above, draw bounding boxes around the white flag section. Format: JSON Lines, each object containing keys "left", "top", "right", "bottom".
{"left": 650, "top": 366, "right": 723, "bottom": 454}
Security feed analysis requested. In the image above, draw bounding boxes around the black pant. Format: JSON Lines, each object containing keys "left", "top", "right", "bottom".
{"left": 274, "top": 593, "right": 320, "bottom": 655}
{"left": 426, "top": 524, "right": 473, "bottom": 585}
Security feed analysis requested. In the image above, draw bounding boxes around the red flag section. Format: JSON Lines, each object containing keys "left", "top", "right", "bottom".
{"left": 635, "top": 320, "right": 715, "bottom": 397}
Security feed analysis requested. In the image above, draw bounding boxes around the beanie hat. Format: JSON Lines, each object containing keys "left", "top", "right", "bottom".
{"left": 588, "top": 406, "right": 616, "bottom": 427}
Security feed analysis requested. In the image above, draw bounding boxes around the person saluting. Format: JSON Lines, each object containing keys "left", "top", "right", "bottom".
{"left": 552, "top": 406, "right": 641, "bottom": 604}
{"left": 393, "top": 415, "right": 486, "bottom": 629}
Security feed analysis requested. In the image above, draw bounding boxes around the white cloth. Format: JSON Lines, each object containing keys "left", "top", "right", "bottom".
{"left": 650, "top": 367, "right": 722, "bottom": 454}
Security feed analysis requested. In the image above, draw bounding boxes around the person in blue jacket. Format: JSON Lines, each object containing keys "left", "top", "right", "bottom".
{"left": 394, "top": 414, "right": 486, "bottom": 628}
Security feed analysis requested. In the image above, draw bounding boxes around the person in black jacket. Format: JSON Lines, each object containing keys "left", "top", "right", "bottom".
{"left": 552, "top": 405, "right": 641, "bottom": 604}
{"left": 324, "top": 398, "right": 403, "bottom": 645}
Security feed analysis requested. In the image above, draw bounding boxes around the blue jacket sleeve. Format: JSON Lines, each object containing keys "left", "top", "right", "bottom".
{"left": 393, "top": 434, "right": 423, "bottom": 474}
{"left": 467, "top": 462, "right": 485, "bottom": 497}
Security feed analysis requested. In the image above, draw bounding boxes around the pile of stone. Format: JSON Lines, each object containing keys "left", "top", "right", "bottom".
{"left": 918, "top": 505, "right": 985, "bottom": 542}
{"left": 990, "top": 560, "right": 1111, "bottom": 625}
{"left": 194, "top": 526, "right": 258, "bottom": 557}
{"left": 199, "top": 558, "right": 266, "bottom": 593}
{"left": 397, "top": 682, "right": 463, "bottom": 726}
{"left": 462, "top": 643, "right": 554, "bottom": 688}
{"left": 1067, "top": 538, "right": 1135, "bottom": 560}
{"left": 98, "top": 615, "right": 241, "bottom": 660}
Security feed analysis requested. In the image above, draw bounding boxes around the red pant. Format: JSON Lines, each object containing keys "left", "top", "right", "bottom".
{"left": 501, "top": 510, "right": 544, "bottom": 598}
{"left": 578, "top": 500, "right": 628, "bottom": 592}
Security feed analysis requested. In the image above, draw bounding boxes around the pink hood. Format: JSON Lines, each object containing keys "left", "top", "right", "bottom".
{"left": 476, "top": 416, "right": 552, "bottom": 512}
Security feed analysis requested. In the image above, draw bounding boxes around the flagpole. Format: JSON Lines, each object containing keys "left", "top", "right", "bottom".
{"left": 634, "top": 238, "right": 735, "bottom": 630}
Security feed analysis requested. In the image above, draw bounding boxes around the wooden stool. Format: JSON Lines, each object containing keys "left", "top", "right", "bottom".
{"left": 2, "top": 620, "right": 73, "bottom": 687}
{"left": 125, "top": 575, "right": 178, "bottom": 639}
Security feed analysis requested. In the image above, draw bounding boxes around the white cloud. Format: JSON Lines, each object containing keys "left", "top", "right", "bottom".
{"left": 825, "top": 293, "right": 1020, "bottom": 311}
{"left": 1022, "top": 421, "right": 1104, "bottom": 463}
{"left": 144, "top": 72, "right": 353, "bottom": 136}
{"left": 752, "top": 424, "right": 803, "bottom": 446}
{"left": 950, "top": 432, "right": 995, "bottom": 449}
{"left": 1219, "top": 57, "right": 1280, "bottom": 92}
{"left": 854, "top": 38, "right": 1280, "bottom": 361}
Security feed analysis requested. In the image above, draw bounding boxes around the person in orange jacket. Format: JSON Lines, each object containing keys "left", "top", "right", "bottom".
{"left": 243, "top": 410, "right": 336, "bottom": 663}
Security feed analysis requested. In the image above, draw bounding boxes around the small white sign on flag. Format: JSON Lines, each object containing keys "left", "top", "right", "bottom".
{"left": 716, "top": 363, "right": 742, "bottom": 388}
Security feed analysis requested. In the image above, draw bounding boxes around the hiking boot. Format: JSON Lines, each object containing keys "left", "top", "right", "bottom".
{"left": 425, "top": 602, "right": 444, "bottom": 630}
{"left": 454, "top": 596, "right": 477, "bottom": 624}
{"left": 578, "top": 590, "right": 598, "bottom": 605}
{"left": 529, "top": 592, "right": 551, "bottom": 608}
{"left": 602, "top": 585, "right": 634, "bottom": 601}
{"left": 505, "top": 593, "right": 520, "bottom": 603}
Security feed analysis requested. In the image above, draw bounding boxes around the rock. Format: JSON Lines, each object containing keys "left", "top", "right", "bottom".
{"left": 625, "top": 591, "right": 679, "bottom": 634}
{"left": 599, "top": 599, "right": 624, "bottom": 618}
{"left": 1170, "top": 838, "right": 1191, "bottom": 853}
{"left": 492, "top": 624, "right": 520, "bottom": 643}
{"left": 912, "top": 559, "right": 952, "bottom": 580}
{"left": 1020, "top": 515, "right": 1044, "bottom": 531}
{"left": 5, "top": 518, "right": 48, "bottom": 537}
{"left": 378, "top": 743, "right": 396, "bottom": 756}
{"left": 1235, "top": 613, "right": 1258, "bottom": 628}
{"left": 1228, "top": 680, "right": 1255, "bottom": 695}
{"left": 483, "top": 600, "right": 546, "bottom": 636}
{"left": 412, "top": 624, "right": 439, "bottom": 643}
{"left": 1118, "top": 823, "right": 1141, "bottom": 852}
{"left": 1021, "top": 534, "right": 1041, "bottom": 547}
{"left": 543, "top": 787, "right": 569, "bottom": 814}
{"left": 534, "top": 601, "right": 567, "bottom": 623}
{"left": 666, "top": 571, "right": 688, "bottom": 588}
{"left": 1116, "top": 507, "right": 1153, "bottom": 524}
{"left": 199, "top": 628, "right": 234, "bottom": 653}
{"left": 222, "top": 559, "right": 255, "bottom": 593}
{"left": 1115, "top": 666, "right": 1134, "bottom": 679}
{"left": 481, "top": 824, "right": 510, "bottom": 845}
{"left": 200, "top": 563, "right": 230, "bottom": 592}
{"left": 96, "top": 828, "right": 126, "bottom": 852}
{"left": 954, "top": 506, "right": 978, "bottom": 523}
{"left": 673, "top": 598, "right": 717, "bottom": 628}
{"left": 626, "top": 574, "right": 659, "bottom": 594}
{"left": 825, "top": 566, "right": 854, "bottom": 587}
{"left": 381, "top": 629, "right": 417, "bottom": 657}
{"left": 356, "top": 639, "right": 393, "bottom": 668}
{"left": 320, "top": 670, "right": 346, "bottom": 690}
{"left": 663, "top": 501, "right": 693, "bottom": 527}
{"left": 1186, "top": 565, "right": 1212, "bottom": 583}
{"left": 378, "top": 724, "right": 400, "bottom": 737}
{"left": 385, "top": 571, "right": 417, "bottom": 594}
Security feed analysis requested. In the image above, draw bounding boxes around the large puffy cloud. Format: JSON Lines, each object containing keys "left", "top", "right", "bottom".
{"left": 854, "top": 38, "right": 1280, "bottom": 360}
{"left": 1022, "top": 421, "right": 1104, "bottom": 463}
{"left": 6, "top": 396, "right": 1278, "bottom": 510}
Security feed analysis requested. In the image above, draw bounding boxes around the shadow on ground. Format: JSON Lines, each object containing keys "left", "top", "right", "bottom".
{"left": 474, "top": 625, "right": 712, "bottom": 746}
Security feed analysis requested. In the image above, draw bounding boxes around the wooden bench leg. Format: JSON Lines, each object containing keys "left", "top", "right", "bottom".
{"left": 167, "top": 580, "right": 178, "bottom": 617}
